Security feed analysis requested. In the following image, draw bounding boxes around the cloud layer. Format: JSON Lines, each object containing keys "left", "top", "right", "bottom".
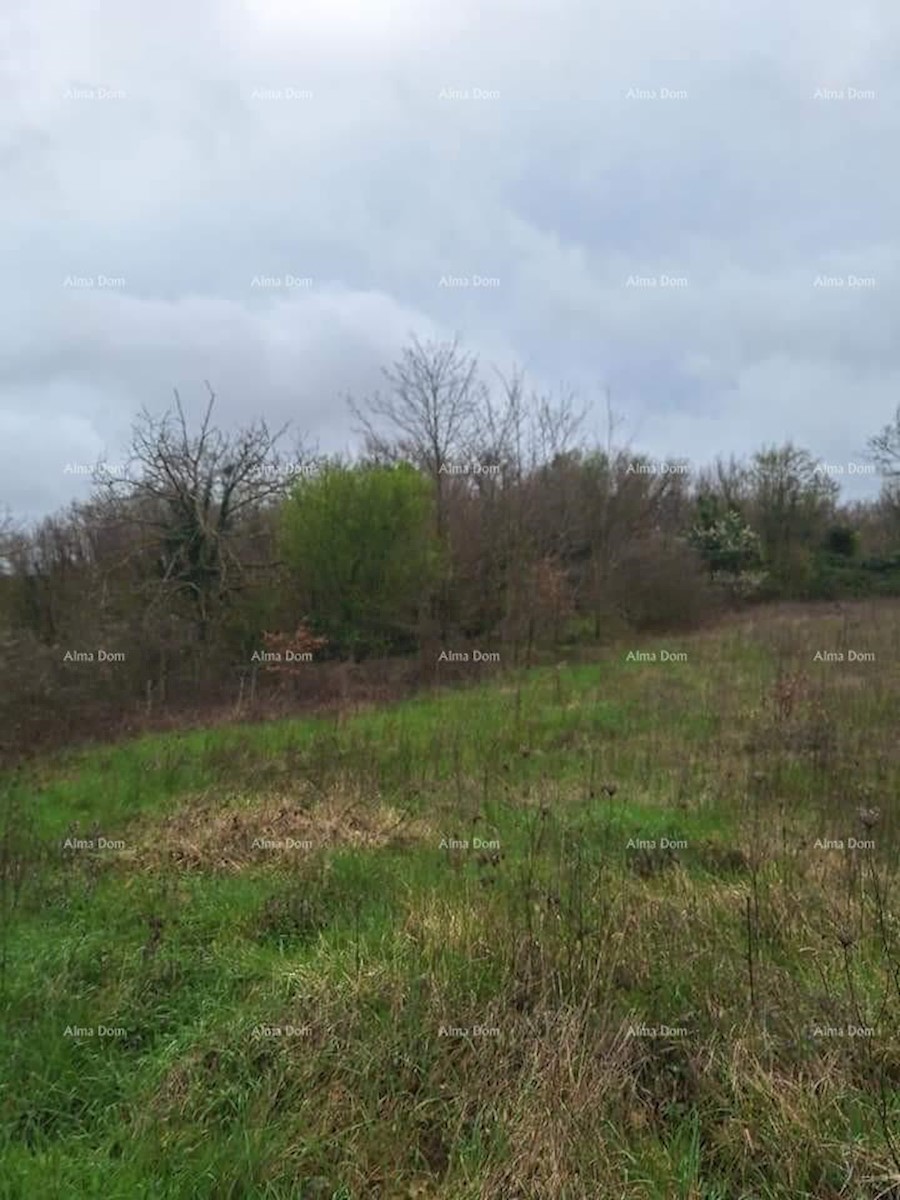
{"left": 3, "top": 0, "right": 898, "bottom": 517}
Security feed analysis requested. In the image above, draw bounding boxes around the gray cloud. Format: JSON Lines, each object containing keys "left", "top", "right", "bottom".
{"left": 3, "top": 0, "right": 899, "bottom": 519}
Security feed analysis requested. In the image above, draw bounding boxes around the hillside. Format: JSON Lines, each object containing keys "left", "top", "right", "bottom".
{"left": 2, "top": 601, "right": 899, "bottom": 1199}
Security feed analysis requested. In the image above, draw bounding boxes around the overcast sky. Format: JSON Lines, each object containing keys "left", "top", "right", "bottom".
{"left": 2, "top": 0, "right": 898, "bottom": 520}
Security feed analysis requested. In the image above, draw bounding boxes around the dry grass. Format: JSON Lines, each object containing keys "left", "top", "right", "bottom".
{"left": 124, "top": 782, "right": 432, "bottom": 871}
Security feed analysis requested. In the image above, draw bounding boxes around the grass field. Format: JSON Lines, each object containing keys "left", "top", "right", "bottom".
{"left": 2, "top": 602, "right": 899, "bottom": 1199}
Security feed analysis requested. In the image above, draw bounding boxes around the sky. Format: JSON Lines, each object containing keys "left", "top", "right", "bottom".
{"left": 2, "top": 0, "right": 899, "bottom": 520}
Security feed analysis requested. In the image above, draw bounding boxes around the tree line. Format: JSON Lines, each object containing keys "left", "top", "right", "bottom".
{"left": 2, "top": 335, "right": 899, "bottom": 762}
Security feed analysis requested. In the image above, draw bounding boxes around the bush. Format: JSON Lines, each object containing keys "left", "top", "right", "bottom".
{"left": 279, "top": 464, "right": 439, "bottom": 659}
{"left": 608, "top": 537, "right": 715, "bottom": 631}
{"left": 822, "top": 524, "right": 859, "bottom": 558}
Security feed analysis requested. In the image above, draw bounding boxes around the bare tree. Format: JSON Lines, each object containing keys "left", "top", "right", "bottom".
{"left": 349, "top": 334, "right": 481, "bottom": 541}
{"left": 0, "top": 510, "right": 21, "bottom": 581}
{"left": 868, "top": 404, "right": 900, "bottom": 477}
{"left": 466, "top": 364, "right": 528, "bottom": 483}
{"left": 99, "top": 383, "right": 295, "bottom": 643}
{"left": 602, "top": 384, "right": 627, "bottom": 462}
{"left": 531, "top": 383, "right": 586, "bottom": 468}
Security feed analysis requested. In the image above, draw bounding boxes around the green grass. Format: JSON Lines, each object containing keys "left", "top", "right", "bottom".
{"left": 2, "top": 603, "right": 899, "bottom": 1198}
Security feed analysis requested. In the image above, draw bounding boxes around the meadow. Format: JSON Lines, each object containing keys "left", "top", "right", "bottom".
{"left": 2, "top": 601, "right": 899, "bottom": 1199}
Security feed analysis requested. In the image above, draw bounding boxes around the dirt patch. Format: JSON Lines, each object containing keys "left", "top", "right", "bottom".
{"left": 126, "top": 783, "right": 431, "bottom": 871}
